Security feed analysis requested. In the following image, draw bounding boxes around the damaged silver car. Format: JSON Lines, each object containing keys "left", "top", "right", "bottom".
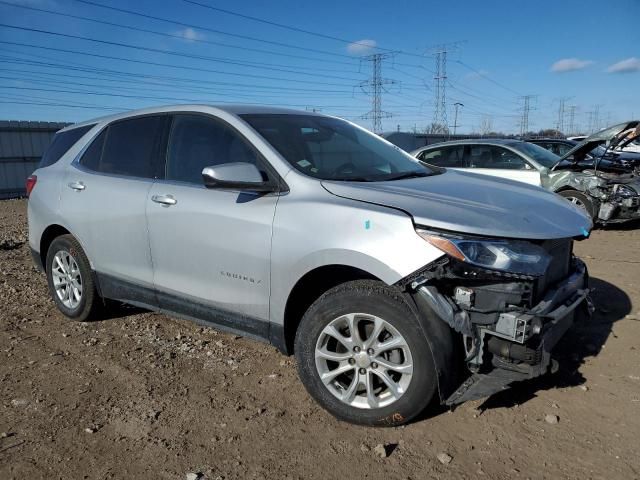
{"left": 412, "top": 121, "right": 640, "bottom": 224}
{"left": 29, "top": 105, "right": 594, "bottom": 426}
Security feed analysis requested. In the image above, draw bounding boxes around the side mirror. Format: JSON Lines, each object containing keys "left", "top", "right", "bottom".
{"left": 202, "top": 162, "right": 277, "bottom": 192}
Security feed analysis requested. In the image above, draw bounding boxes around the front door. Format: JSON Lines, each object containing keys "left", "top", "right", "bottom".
{"left": 146, "top": 113, "right": 278, "bottom": 339}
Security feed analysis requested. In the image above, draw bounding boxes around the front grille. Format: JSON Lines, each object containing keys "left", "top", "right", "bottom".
{"left": 536, "top": 238, "right": 572, "bottom": 299}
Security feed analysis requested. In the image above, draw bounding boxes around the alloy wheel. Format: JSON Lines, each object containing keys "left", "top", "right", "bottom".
{"left": 567, "top": 196, "right": 586, "bottom": 210}
{"left": 314, "top": 313, "right": 413, "bottom": 409}
{"left": 51, "top": 250, "right": 83, "bottom": 309}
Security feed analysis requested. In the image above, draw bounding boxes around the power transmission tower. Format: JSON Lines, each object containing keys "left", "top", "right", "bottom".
{"left": 567, "top": 105, "right": 577, "bottom": 135}
{"left": 556, "top": 98, "right": 566, "bottom": 135}
{"left": 451, "top": 102, "right": 463, "bottom": 136}
{"left": 424, "top": 41, "right": 464, "bottom": 133}
{"left": 586, "top": 105, "right": 601, "bottom": 133}
{"left": 519, "top": 95, "right": 536, "bottom": 136}
{"left": 432, "top": 47, "right": 448, "bottom": 130}
{"left": 359, "top": 53, "right": 396, "bottom": 134}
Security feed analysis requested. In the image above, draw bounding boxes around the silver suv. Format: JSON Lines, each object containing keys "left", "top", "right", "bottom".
{"left": 28, "top": 105, "right": 593, "bottom": 426}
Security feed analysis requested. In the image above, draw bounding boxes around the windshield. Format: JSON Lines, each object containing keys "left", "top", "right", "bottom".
{"left": 241, "top": 114, "right": 436, "bottom": 181}
{"left": 511, "top": 142, "right": 560, "bottom": 168}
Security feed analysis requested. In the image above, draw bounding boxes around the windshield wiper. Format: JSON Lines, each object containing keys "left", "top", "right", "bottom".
{"left": 383, "top": 171, "right": 432, "bottom": 181}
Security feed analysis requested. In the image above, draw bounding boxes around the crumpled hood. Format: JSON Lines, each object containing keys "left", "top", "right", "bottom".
{"left": 556, "top": 120, "right": 640, "bottom": 167}
{"left": 322, "top": 170, "right": 592, "bottom": 240}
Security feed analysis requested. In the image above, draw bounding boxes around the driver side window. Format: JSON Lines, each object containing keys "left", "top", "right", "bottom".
{"left": 166, "top": 114, "right": 264, "bottom": 184}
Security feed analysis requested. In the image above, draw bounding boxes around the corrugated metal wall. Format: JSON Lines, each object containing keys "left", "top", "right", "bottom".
{"left": 0, "top": 120, "right": 70, "bottom": 199}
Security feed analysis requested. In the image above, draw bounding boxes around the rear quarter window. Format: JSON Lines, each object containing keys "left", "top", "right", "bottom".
{"left": 39, "top": 124, "right": 95, "bottom": 168}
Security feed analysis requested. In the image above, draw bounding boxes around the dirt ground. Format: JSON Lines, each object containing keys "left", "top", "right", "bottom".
{"left": 1, "top": 198, "right": 639, "bottom": 480}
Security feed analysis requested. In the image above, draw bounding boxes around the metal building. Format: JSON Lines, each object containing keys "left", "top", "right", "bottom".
{"left": 0, "top": 120, "right": 69, "bottom": 200}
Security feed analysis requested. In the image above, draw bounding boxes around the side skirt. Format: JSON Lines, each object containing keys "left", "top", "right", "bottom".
{"left": 96, "top": 272, "right": 271, "bottom": 344}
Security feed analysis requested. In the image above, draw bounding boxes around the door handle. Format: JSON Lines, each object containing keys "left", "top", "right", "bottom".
{"left": 151, "top": 194, "right": 177, "bottom": 206}
{"left": 67, "top": 181, "right": 85, "bottom": 191}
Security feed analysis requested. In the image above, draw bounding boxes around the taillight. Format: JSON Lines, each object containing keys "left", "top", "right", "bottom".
{"left": 26, "top": 175, "right": 37, "bottom": 197}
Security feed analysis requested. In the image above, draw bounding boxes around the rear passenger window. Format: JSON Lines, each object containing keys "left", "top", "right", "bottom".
{"left": 39, "top": 124, "right": 94, "bottom": 168}
{"left": 79, "top": 115, "right": 165, "bottom": 179}
{"left": 166, "top": 114, "right": 263, "bottom": 185}
{"left": 420, "top": 146, "right": 465, "bottom": 168}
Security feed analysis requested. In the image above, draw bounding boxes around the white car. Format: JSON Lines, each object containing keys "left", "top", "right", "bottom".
{"left": 411, "top": 129, "right": 640, "bottom": 225}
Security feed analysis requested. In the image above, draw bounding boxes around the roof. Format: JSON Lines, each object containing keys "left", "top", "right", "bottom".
{"left": 60, "top": 104, "right": 325, "bottom": 132}
{"left": 414, "top": 138, "right": 523, "bottom": 151}
{"left": 527, "top": 138, "right": 577, "bottom": 143}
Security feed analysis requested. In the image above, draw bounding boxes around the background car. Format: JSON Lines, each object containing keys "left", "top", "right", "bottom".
{"left": 412, "top": 123, "right": 640, "bottom": 224}
{"left": 528, "top": 138, "right": 640, "bottom": 173}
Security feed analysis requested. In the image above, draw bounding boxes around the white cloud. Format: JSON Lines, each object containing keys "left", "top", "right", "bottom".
{"left": 550, "top": 58, "right": 594, "bottom": 73}
{"left": 174, "top": 27, "right": 205, "bottom": 42}
{"left": 346, "top": 39, "right": 377, "bottom": 55}
{"left": 607, "top": 57, "right": 640, "bottom": 74}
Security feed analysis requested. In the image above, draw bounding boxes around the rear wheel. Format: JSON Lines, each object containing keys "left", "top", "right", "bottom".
{"left": 558, "top": 190, "right": 595, "bottom": 219}
{"left": 45, "top": 234, "right": 102, "bottom": 322}
{"left": 294, "top": 280, "right": 437, "bottom": 426}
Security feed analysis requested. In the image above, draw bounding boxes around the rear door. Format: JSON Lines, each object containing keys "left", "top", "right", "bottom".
{"left": 464, "top": 145, "right": 542, "bottom": 186}
{"left": 146, "top": 113, "right": 278, "bottom": 337}
{"left": 60, "top": 114, "right": 168, "bottom": 305}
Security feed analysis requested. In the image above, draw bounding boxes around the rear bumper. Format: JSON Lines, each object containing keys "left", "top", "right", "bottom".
{"left": 440, "top": 260, "right": 590, "bottom": 405}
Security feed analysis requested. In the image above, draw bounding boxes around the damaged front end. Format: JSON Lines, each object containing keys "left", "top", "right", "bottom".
{"left": 547, "top": 170, "right": 640, "bottom": 224}
{"left": 549, "top": 120, "right": 640, "bottom": 224}
{"left": 402, "top": 229, "right": 592, "bottom": 406}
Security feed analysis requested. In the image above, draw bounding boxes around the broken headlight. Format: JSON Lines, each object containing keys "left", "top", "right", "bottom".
{"left": 416, "top": 229, "right": 551, "bottom": 276}
{"left": 612, "top": 184, "right": 638, "bottom": 199}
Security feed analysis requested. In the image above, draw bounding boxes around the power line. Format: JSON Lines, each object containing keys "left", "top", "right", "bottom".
{"left": 180, "top": 0, "right": 427, "bottom": 59}
{"left": 0, "top": 23, "right": 368, "bottom": 83}
{"left": 0, "top": 72, "right": 362, "bottom": 102}
{"left": 0, "top": 54, "right": 358, "bottom": 94}
{"left": 0, "top": 84, "right": 369, "bottom": 112}
{"left": 455, "top": 60, "right": 522, "bottom": 96}
{"left": 0, "top": 40, "right": 360, "bottom": 88}
{"left": 71, "top": 0, "right": 361, "bottom": 60}
{"left": 0, "top": 0, "right": 360, "bottom": 69}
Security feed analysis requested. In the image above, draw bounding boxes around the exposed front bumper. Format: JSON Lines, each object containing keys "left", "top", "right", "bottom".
{"left": 436, "top": 260, "right": 590, "bottom": 405}
{"left": 597, "top": 194, "right": 640, "bottom": 223}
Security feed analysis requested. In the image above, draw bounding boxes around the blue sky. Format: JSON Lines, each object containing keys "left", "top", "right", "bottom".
{"left": 0, "top": 0, "right": 637, "bottom": 134}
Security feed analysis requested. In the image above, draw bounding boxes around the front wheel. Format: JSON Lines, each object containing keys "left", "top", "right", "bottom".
{"left": 294, "top": 280, "right": 437, "bottom": 427}
{"left": 558, "top": 189, "right": 596, "bottom": 219}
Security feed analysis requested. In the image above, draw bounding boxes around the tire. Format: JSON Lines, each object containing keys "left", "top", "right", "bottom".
{"left": 558, "top": 190, "right": 596, "bottom": 219}
{"left": 45, "top": 234, "right": 102, "bottom": 322}
{"left": 294, "top": 280, "right": 437, "bottom": 427}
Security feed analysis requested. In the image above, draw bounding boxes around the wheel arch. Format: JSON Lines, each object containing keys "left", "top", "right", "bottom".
{"left": 554, "top": 185, "right": 582, "bottom": 193}
{"left": 277, "top": 264, "right": 380, "bottom": 355}
{"left": 39, "top": 224, "right": 72, "bottom": 272}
